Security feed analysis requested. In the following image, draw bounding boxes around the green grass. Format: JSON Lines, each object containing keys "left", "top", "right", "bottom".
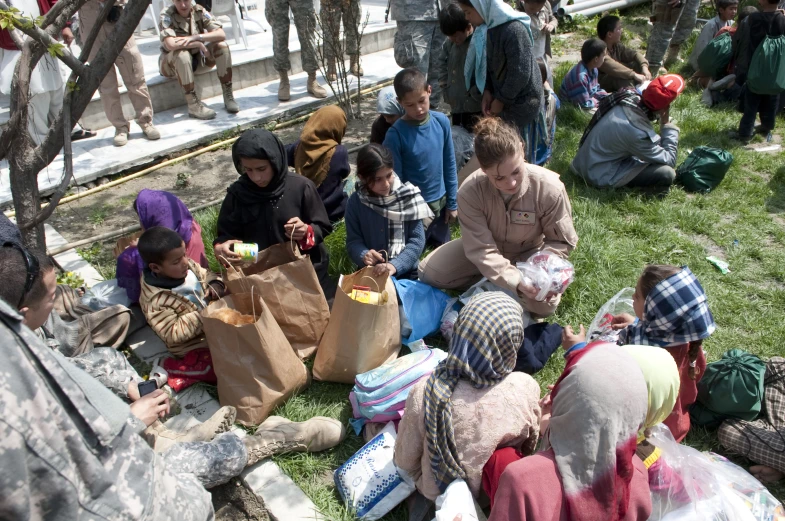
{"left": 188, "top": 26, "right": 785, "bottom": 519}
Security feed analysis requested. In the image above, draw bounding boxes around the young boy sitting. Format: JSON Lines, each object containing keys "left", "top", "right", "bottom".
{"left": 688, "top": 0, "right": 738, "bottom": 71}
{"left": 518, "top": 0, "right": 558, "bottom": 86}
{"left": 383, "top": 68, "right": 458, "bottom": 246}
{"left": 597, "top": 15, "right": 651, "bottom": 92}
{"left": 560, "top": 38, "right": 609, "bottom": 111}
{"left": 138, "top": 226, "right": 225, "bottom": 356}
{"left": 370, "top": 85, "right": 405, "bottom": 145}
{"left": 438, "top": 2, "right": 482, "bottom": 133}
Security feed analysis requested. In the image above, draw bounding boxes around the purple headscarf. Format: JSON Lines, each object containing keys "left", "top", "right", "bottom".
{"left": 116, "top": 190, "right": 195, "bottom": 303}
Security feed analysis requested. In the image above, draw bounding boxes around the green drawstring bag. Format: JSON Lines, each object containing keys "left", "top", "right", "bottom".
{"left": 676, "top": 146, "right": 733, "bottom": 193}
{"left": 747, "top": 15, "right": 785, "bottom": 95}
{"left": 697, "top": 32, "right": 733, "bottom": 79}
{"left": 690, "top": 349, "right": 766, "bottom": 429}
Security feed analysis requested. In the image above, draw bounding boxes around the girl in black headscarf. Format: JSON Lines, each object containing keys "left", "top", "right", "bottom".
{"left": 214, "top": 129, "right": 333, "bottom": 290}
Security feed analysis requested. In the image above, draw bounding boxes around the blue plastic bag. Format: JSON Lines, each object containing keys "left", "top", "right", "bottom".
{"left": 393, "top": 278, "right": 451, "bottom": 345}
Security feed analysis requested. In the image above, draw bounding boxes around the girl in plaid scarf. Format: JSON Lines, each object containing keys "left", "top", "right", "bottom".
{"left": 345, "top": 144, "right": 434, "bottom": 279}
{"left": 610, "top": 264, "right": 716, "bottom": 442}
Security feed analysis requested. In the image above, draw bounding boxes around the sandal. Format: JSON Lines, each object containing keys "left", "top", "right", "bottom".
{"left": 71, "top": 128, "right": 97, "bottom": 141}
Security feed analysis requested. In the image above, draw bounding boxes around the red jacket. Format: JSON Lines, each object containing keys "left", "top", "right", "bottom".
{"left": 0, "top": 0, "right": 58, "bottom": 51}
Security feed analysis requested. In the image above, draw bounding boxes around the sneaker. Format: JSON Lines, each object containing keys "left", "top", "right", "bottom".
{"left": 113, "top": 126, "right": 129, "bottom": 147}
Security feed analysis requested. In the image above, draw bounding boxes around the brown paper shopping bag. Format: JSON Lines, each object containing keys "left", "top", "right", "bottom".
{"left": 223, "top": 242, "right": 329, "bottom": 360}
{"left": 312, "top": 267, "right": 401, "bottom": 384}
{"left": 202, "top": 292, "right": 308, "bottom": 426}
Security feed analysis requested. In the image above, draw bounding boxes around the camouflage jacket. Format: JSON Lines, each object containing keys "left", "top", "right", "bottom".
{"left": 390, "top": 0, "right": 448, "bottom": 22}
{"left": 0, "top": 298, "right": 214, "bottom": 521}
{"left": 159, "top": 4, "right": 222, "bottom": 52}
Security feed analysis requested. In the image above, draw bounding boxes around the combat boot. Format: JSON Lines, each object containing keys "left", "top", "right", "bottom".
{"left": 307, "top": 72, "right": 328, "bottom": 99}
{"left": 243, "top": 415, "right": 346, "bottom": 466}
{"left": 222, "top": 82, "right": 240, "bottom": 113}
{"left": 185, "top": 91, "right": 216, "bottom": 120}
{"left": 278, "top": 70, "right": 291, "bottom": 101}
{"left": 326, "top": 59, "right": 338, "bottom": 82}
{"left": 144, "top": 405, "right": 236, "bottom": 452}
{"left": 664, "top": 45, "right": 682, "bottom": 69}
{"left": 350, "top": 56, "right": 364, "bottom": 77}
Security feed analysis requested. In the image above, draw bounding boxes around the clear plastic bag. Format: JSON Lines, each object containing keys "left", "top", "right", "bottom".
{"left": 433, "top": 479, "right": 480, "bottom": 521}
{"left": 81, "top": 279, "right": 131, "bottom": 310}
{"left": 516, "top": 252, "right": 575, "bottom": 302}
{"left": 586, "top": 288, "right": 635, "bottom": 343}
{"left": 646, "top": 424, "right": 785, "bottom": 521}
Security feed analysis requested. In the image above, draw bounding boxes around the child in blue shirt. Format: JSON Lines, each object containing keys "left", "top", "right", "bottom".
{"left": 559, "top": 39, "right": 609, "bottom": 111}
{"left": 383, "top": 68, "right": 458, "bottom": 246}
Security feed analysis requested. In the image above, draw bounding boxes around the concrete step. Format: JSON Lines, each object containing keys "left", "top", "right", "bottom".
{"left": 0, "top": 2, "right": 394, "bottom": 131}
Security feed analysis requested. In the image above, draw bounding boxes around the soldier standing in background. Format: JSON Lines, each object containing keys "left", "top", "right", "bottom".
{"left": 321, "top": 0, "right": 363, "bottom": 81}
{"left": 390, "top": 0, "right": 447, "bottom": 107}
{"left": 645, "top": 0, "right": 700, "bottom": 74}
{"left": 79, "top": 0, "right": 160, "bottom": 147}
{"left": 267, "top": 0, "right": 328, "bottom": 101}
{"left": 159, "top": 0, "right": 240, "bottom": 120}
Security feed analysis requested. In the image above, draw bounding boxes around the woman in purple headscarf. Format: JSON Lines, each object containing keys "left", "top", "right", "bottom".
{"left": 116, "top": 190, "right": 208, "bottom": 303}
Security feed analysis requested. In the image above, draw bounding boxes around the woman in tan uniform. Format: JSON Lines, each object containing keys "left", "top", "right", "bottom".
{"left": 418, "top": 117, "right": 578, "bottom": 317}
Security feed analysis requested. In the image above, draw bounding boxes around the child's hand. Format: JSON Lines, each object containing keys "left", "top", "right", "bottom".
{"left": 562, "top": 324, "right": 585, "bottom": 350}
{"left": 372, "top": 262, "right": 397, "bottom": 277}
{"left": 284, "top": 217, "right": 308, "bottom": 241}
{"left": 543, "top": 21, "right": 556, "bottom": 33}
{"left": 445, "top": 209, "right": 458, "bottom": 224}
{"left": 489, "top": 98, "right": 504, "bottom": 116}
{"left": 214, "top": 240, "right": 243, "bottom": 266}
{"left": 634, "top": 73, "right": 646, "bottom": 84}
{"left": 482, "top": 90, "right": 494, "bottom": 116}
{"left": 611, "top": 313, "right": 636, "bottom": 330}
{"left": 642, "top": 66, "right": 652, "bottom": 80}
{"left": 363, "top": 249, "right": 385, "bottom": 266}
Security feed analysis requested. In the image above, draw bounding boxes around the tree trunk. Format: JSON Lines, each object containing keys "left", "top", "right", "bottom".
{"left": 9, "top": 144, "right": 46, "bottom": 253}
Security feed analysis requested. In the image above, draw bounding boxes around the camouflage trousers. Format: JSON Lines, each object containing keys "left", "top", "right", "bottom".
{"left": 266, "top": 0, "right": 319, "bottom": 74}
{"left": 645, "top": 0, "right": 700, "bottom": 68}
{"left": 159, "top": 42, "right": 233, "bottom": 92}
{"left": 163, "top": 432, "right": 248, "bottom": 489}
{"left": 394, "top": 21, "right": 446, "bottom": 106}
{"left": 321, "top": 0, "right": 361, "bottom": 60}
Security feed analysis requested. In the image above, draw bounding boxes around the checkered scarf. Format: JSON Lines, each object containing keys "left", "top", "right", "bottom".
{"left": 619, "top": 267, "right": 716, "bottom": 347}
{"left": 356, "top": 174, "right": 433, "bottom": 258}
{"left": 423, "top": 292, "right": 524, "bottom": 493}
{"left": 579, "top": 89, "right": 642, "bottom": 147}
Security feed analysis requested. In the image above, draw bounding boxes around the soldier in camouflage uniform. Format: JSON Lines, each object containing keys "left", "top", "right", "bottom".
{"left": 321, "top": 0, "right": 363, "bottom": 81}
{"left": 159, "top": 0, "right": 240, "bottom": 120}
{"left": 645, "top": 0, "right": 701, "bottom": 73}
{"left": 390, "top": 0, "right": 447, "bottom": 107}
{"left": 266, "top": 0, "right": 328, "bottom": 101}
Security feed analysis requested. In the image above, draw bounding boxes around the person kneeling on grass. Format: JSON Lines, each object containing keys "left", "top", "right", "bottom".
{"left": 345, "top": 143, "right": 432, "bottom": 280}
{"left": 571, "top": 74, "right": 685, "bottom": 191}
{"left": 419, "top": 117, "right": 578, "bottom": 319}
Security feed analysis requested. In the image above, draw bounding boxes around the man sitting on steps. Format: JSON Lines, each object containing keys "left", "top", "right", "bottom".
{"left": 158, "top": 0, "right": 240, "bottom": 120}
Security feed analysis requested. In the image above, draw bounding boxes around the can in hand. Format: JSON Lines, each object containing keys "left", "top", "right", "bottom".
{"left": 231, "top": 242, "right": 259, "bottom": 261}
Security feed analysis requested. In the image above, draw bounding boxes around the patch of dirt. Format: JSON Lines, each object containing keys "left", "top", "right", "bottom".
{"left": 689, "top": 233, "right": 726, "bottom": 259}
{"left": 48, "top": 97, "right": 380, "bottom": 245}
{"left": 211, "top": 478, "right": 269, "bottom": 521}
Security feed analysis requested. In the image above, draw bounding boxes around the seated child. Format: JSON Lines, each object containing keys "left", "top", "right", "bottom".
{"left": 383, "top": 68, "right": 458, "bottom": 247}
{"left": 612, "top": 264, "right": 715, "bottom": 442}
{"left": 698, "top": 7, "right": 756, "bottom": 104}
{"left": 518, "top": 0, "right": 557, "bottom": 86}
{"left": 344, "top": 143, "right": 431, "bottom": 280}
{"left": 688, "top": 0, "right": 738, "bottom": 72}
{"left": 138, "top": 226, "right": 225, "bottom": 356}
{"left": 438, "top": 2, "right": 482, "bottom": 133}
{"left": 559, "top": 38, "right": 609, "bottom": 111}
{"left": 286, "top": 105, "right": 350, "bottom": 223}
{"left": 370, "top": 86, "right": 405, "bottom": 144}
{"left": 597, "top": 15, "right": 651, "bottom": 92}
{"left": 116, "top": 189, "right": 209, "bottom": 304}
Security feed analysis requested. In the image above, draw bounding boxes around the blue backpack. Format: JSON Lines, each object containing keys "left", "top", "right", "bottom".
{"left": 349, "top": 349, "right": 447, "bottom": 423}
